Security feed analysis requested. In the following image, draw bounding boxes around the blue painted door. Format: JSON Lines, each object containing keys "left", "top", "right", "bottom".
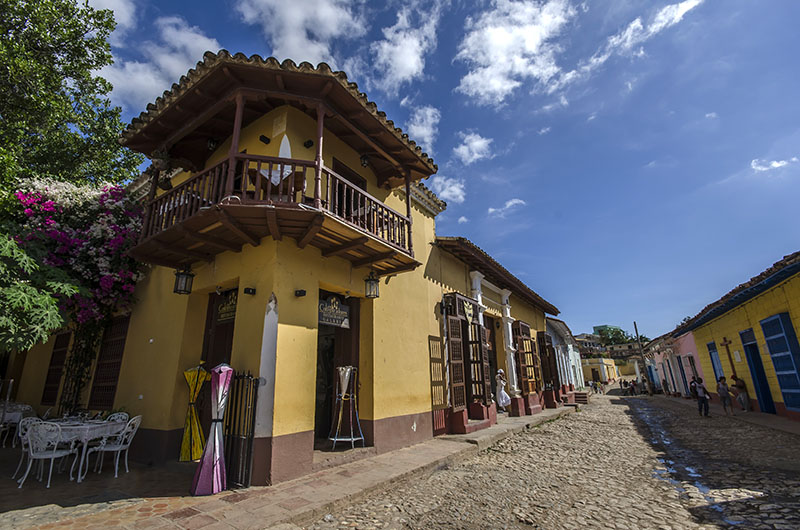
{"left": 677, "top": 357, "right": 689, "bottom": 395}
{"left": 759, "top": 313, "right": 800, "bottom": 411}
{"left": 740, "top": 329, "right": 776, "bottom": 414}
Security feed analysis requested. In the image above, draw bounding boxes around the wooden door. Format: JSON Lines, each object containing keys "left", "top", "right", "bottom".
{"left": 446, "top": 316, "right": 466, "bottom": 411}
{"left": 202, "top": 289, "right": 238, "bottom": 368}
{"left": 465, "top": 322, "right": 489, "bottom": 405}
{"left": 428, "top": 336, "right": 447, "bottom": 436}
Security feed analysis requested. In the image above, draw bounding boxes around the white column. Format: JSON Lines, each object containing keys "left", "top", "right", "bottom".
{"left": 499, "top": 288, "right": 520, "bottom": 396}
{"left": 469, "top": 270, "right": 485, "bottom": 326}
{"left": 255, "top": 293, "right": 278, "bottom": 439}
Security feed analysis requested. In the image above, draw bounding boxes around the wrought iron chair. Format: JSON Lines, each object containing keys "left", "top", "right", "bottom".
{"left": 12, "top": 417, "right": 42, "bottom": 479}
{"left": 10, "top": 404, "right": 35, "bottom": 448}
{"left": 93, "top": 415, "right": 142, "bottom": 478}
{"left": 106, "top": 411, "right": 129, "bottom": 423}
{"left": 41, "top": 407, "right": 52, "bottom": 420}
{"left": 18, "top": 422, "right": 78, "bottom": 488}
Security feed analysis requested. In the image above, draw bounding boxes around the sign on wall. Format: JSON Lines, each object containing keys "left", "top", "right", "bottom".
{"left": 319, "top": 296, "right": 350, "bottom": 328}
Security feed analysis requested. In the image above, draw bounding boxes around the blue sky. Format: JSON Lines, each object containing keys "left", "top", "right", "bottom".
{"left": 94, "top": 0, "right": 800, "bottom": 339}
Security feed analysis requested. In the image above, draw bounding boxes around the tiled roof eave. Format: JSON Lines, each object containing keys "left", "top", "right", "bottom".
{"left": 119, "top": 50, "right": 436, "bottom": 175}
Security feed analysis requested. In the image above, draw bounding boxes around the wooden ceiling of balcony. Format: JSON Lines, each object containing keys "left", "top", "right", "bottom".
{"left": 120, "top": 53, "right": 437, "bottom": 188}
{"left": 129, "top": 203, "right": 420, "bottom": 277}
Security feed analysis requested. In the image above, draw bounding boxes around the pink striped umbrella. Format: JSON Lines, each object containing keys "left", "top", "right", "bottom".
{"left": 190, "top": 363, "right": 233, "bottom": 496}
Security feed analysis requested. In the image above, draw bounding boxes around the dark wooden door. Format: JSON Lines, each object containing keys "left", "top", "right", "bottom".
{"left": 200, "top": 289, "right": 238, "bottom": 433}
{"left": 202, "top": 289, "right": 238, "bottom": 368}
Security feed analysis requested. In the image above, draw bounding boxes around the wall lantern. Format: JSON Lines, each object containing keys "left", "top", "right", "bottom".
{"left": 173, "top": 267, "right": 195, "bottom": 295}
{"left": 259, "top": 135, "right": 271, "bottom": 145}
{"left": 303, "top": 139, "right": 314, "bottom": 149}
{"left": 365, "top": 271, "right": 380, "bottom": 299}
{"left": 157, "top": 177, "right": 173, "bottom": 191}
{"left": 207, "top": 138, "right": 219, "bottom": 151}
{"left": 360, "top": 154, "right": 369, "bottom": 168}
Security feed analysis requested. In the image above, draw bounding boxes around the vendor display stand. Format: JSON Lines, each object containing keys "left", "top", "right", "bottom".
{"left": 328, "top": 366, "right": 364, "bottom": 449}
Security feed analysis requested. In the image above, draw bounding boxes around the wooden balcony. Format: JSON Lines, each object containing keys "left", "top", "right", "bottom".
{"left": 130, "top": 154, "right": 419, "bottom": 276}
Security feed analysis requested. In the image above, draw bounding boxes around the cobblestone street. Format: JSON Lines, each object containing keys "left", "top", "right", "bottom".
{"left": 309, "top": 395, "right": 800, "bottom": 530}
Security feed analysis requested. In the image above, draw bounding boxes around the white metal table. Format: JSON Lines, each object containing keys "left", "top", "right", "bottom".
{"left": 54, "top": 420, "right": 127, "bottom": 482}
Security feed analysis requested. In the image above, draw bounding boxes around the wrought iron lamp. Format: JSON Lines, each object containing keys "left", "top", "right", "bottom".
{"left": 364, "top": 271, "right": 380, "bottom": 299}
{"left": 173, "top": 267, "right": 195, "bottom": 295}
{"left": 360, "top": 154, "right": 369, "bottom": 167}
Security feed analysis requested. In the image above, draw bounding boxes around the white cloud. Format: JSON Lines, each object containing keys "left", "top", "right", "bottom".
{"left": 705, "top": 112, "right": 718, "bottom": 119}
{"left": 538, "top": 126, "right": 551, "bottom": 135}
{"left": 234, "top": 0, "right": 366, "bottom": 66}
{"left": 586, "top": 112, "right": 597, "bottom": 122}
{"left": 458, "top": 216, "right": 469, "bottom": 224}
{"left": 406, "top": 105, "right": 441, "bottom": 153}
{"left": 550, "top": 0, "right": 704, "bottom": 94}
{"left": 540, "top": 94, "right": 569, "bottom": 112}
{"left": 455, "top": 0, "right": 704, "bottom": 105}
{"left": 89, "top": 0, "right": 137, "bottom": 46}
{"left": 370, "top": 3, "right": 442, "bottom": 95}
{"left": 488, "top": 198, "right": 526, "bottom": 217}
{"left": 452, "top": 132, "right": 494, "bottom": 165}
{"left": 455, "top": 0, "right": 577, "bottom": 105}
{"left": 750, "top": 157, "right": 799, "bottom": 172}
{"left": 430, "top": 176, "right": 466, "bottom": 204}
{"left": 102, "top": 17, "right": 221, "bottom": 112}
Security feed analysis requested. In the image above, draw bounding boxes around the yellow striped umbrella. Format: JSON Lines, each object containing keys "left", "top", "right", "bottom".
{"left": 180, "top": 365, "right": 211, "bottom": 461}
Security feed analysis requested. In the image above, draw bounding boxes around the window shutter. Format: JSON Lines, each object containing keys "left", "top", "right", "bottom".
{"left": 428, "top": 336, "right": 447, "bottom": 410}
{"left": 759, "top": 313, "right": 800, "bottom": 410}
{"left": 88, "top": 315, "right": 131, "bottom": 410}
{"left": 447, "top": 316, "right": 466, "bottom": 411}
{"left": 41, "top": 332, "right": 71, "bottom": 406}
{"left": 480, "top": 326, "right": 492, "bottom": 403}
{"left": 513, "top": 321, "right": 539, "bottom": 395}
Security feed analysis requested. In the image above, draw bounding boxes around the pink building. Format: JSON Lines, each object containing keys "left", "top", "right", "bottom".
{"left": 650, "top": 331, "right": 705, "bottom": 397}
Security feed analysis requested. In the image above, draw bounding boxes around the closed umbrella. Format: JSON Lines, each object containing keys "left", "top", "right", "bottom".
{"left": 180, "top": 365, "right": 211, "bottom": 461}
{"left": 191, "top": 363, "right": 233, "bottom": 496}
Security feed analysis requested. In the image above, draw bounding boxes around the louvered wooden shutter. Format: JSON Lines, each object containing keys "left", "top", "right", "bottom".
{"left": 41, "top": 332, "right": 71, "bottom": 406}
{"left": 428, "top": 336, "right": 447, "bottom": 410}
{"left": 447, "top": 316, "right": 466, "bottom": 411}
{"left": 88, "top": 315, "right": 131, "bottom": 410}
{"left": 480, "top": 326, "right": 492, "bottom": 403}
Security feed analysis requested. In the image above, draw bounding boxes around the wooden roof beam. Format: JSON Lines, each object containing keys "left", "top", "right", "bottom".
{"left": 152, "top": 239, "right": 214, "bottom": 262}
{"left": 158, "top": 87, "right": 238, "bottom": 151}
{"left": 218, "top": 208, "right": 259, "bottom": 246}
{"left": 352, "top": 251, "right": 397, "bottom": 268}
{"left": 177, "top": 225, "right": 241, "bottom": 252}
{"left": 297, "top": 215, "right": 324, "bottom": 249}
{"left": 322, "top": 236, "right": 368, "bottom": 257}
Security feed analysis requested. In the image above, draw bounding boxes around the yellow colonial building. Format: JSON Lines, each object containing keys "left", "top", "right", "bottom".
{"left": 676, "top": 251, "right": 800, "bottom": 421}
{"left": 581, "top": 357, "right": 619, "bottom": 383}
{"left": 10, "top": 52, "right": 561, "bottom": 486}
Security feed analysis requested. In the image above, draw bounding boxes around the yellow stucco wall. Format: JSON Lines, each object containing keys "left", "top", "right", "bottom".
{"left": 13, "top": 101, "right": 552, "bottom": 444}
{"left": 691, "top": 274, "right": 800, "bottom": 407}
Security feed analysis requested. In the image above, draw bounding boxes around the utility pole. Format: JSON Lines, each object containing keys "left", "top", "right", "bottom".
{"left": 634, "top": 321, "right": 654, "bottom": 396}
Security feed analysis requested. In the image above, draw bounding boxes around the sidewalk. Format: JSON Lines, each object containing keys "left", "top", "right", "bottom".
{"left": 647, "top": 394, "right": 800, "bottom": 436}
{"left": 19, "top": 406, "right": 575, "bottom": 530}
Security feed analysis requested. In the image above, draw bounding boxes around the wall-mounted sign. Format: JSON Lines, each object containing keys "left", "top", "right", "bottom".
{"left": 319, "top": 296, "right": 350, "bottom": 328}
{"left": 733, "top": 350, "right": 742, "bottom": 363}
{"left": 217, "top": 290, "right": 238, "bottom": 322}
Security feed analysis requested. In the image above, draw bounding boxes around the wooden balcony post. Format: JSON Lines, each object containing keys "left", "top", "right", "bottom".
{"left": 225, "top": 93, "right": 245, "bottom": 198}
{"left": 404, "top": 171, "right": 413, "bottom": 257}
{"left": 139, "top": 168, "right": 160, "bottom": 242}
{"left": 314, "top": 103, "right": 325, "bottom": 209}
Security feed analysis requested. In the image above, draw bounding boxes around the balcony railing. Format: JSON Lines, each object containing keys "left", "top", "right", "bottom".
{"left": 141, "top": 154, "right": 412, "bottom": 255}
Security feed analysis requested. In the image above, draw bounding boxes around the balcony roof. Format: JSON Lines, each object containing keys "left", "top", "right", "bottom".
{"left": 119, "top": 50, "right": 437, "bottom": 187}
{"left": 435, "top": 236, "right": 559, "bottom": 316}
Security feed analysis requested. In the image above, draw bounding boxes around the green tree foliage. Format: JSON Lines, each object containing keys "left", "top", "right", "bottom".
{"left": 0, "top": 0, "right": 142, "bottom": 194}
{"left": 0, "top": 236, "right": 77, "bottom": 352}
{"left": 597, "top": 327, "right": 651, "bottom": 346}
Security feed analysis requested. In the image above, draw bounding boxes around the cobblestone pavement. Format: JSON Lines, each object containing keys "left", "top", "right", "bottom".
{"left": 309, "top": 395, "right": 800, "bottom": 530}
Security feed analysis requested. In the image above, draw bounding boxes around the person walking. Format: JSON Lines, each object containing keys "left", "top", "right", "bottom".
{"left": 689, "top": 376, "right": 698, "bottom": 400}
{"left": 696, "top": 377, "right": 710, "bottom": 417}
{"left": 731, "top": 375, "right": 750, "bottom": 412}
{"left": 495, "top": 369, "right": 511, "bottom": 413}
{"left": 717, "top": 376, "right": 733, "bottom": 416}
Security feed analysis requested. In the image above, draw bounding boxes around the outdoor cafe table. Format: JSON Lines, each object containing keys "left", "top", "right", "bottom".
{"left": 53, "top": 420, "right": 126, "bottom": 483}
{"left": 0, "top": 403, "right": 34, "bottom": 424}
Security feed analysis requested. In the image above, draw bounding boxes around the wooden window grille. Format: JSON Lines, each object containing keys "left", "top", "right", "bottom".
{"left": 446, "top": 316, "right": 466, "bottom": 411}
{"left": 513, "top": 320, "right": 541, "bottom": 395}
{"left": 41, "top": 332, "right": 71, "bottom": 406}
{"left": 428, "top": 336, "right": 447, "bottom": 410}
{"left": 88, "top": 315, "right": 131, "bottom": 410}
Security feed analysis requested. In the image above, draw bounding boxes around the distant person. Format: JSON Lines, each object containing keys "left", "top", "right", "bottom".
{"left": 731, "top": 375, "right": 750, "bottom": 412}
{"left": 696, "top": 377, "right": 710, "bottom": 417}
{"left": 495, "top": 369, "right": 511, "bottom": 413}
{"left": 717, "top": 376, "right": 733, "bottom": 416}
{"left": 662, "top": 378, "right": 669, "bottom": 394}
{"left": 689, "top": 376, "right": 698, "bottom": 400}
{"left": 629, "top": 380, "right": 637, "bottom": 396}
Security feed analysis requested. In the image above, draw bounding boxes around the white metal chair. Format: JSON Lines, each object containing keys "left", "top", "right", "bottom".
{"left": 41, "top": 407, "right": 52, "bottom": 420}
{"left": 93, "top": 415, "right": 141, "bottom": 478}
{"left": 18, "top": 422, "right": 78, "bottom": 488}
{"left": 10, "top": 404, "right": 34, "bottom": 448}
{"left": 106, "top": 411, "right": 129, "bottom": 423}
{"left": 12, "top": 417, "right": 42, "bottom": 479}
